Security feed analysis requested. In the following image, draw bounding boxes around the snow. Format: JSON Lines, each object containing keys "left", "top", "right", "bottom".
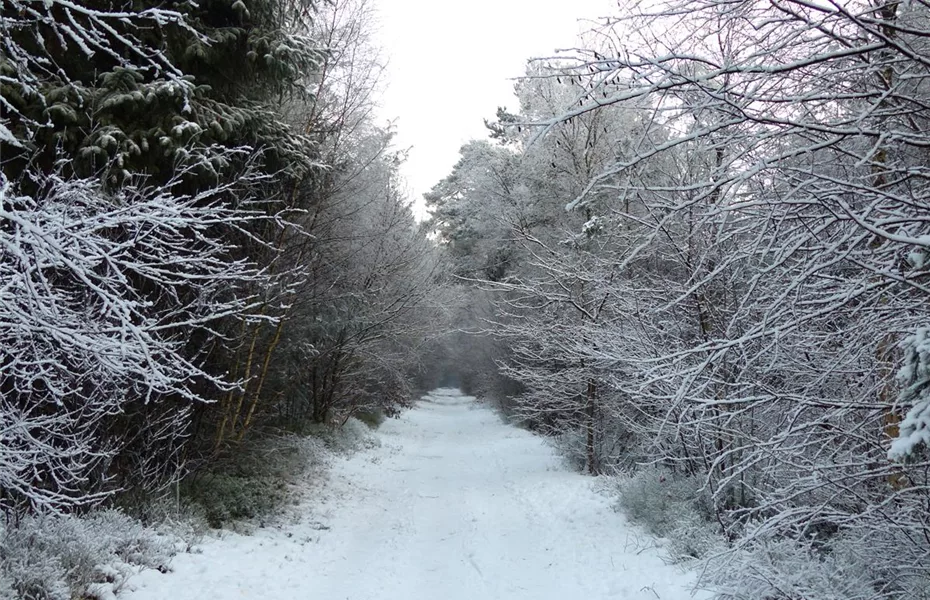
{"left": 123, "top": 389, "right": 710, "bottom": 600}
{"left": 0, "top": 122, "right": 22, "bottom": 148}
{"left": 890, "top": 327, "right": 930, "bottom": 460}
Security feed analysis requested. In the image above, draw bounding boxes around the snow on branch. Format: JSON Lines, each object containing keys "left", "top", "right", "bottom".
{"left": 0, "top": 0, "right": 198, "bottom": 144}
{"left": 889, "top": 327, "right": 930, "bottom": 460}
{"left": 0, "top": 161, "right": 283, "bottom": 513}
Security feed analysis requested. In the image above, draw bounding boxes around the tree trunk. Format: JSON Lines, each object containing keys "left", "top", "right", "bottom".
{"left": 585, "top": 379, "right": 597, "bottom": 475}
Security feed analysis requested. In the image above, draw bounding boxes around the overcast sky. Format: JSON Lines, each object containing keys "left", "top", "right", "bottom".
{"left": 373, "top": 0, "right": 615, "bottom": 217}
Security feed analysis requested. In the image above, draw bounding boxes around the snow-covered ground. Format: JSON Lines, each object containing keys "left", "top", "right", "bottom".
{"left": 124, "top": 388, "right": 710, "bottom": 600}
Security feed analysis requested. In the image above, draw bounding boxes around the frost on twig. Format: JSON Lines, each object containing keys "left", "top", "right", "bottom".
{"left": 0, "top": 162, "right": 281, "bottom": 513}
{"left": 0, "top": 0, "right": 196, "bottom": 144}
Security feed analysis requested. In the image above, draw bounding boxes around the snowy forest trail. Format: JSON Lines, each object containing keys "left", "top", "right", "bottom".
{"left": 125, "top": 389, "right": 708, "bottom": 600}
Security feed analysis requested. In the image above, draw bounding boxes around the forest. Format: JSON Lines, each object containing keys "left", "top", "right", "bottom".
{"left": 2, "top": 0, "right": 930, "bottom": 599}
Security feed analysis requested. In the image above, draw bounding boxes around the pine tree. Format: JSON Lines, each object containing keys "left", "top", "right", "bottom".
{"left": 1, "top": 0, "right": 319, "bottom": 189}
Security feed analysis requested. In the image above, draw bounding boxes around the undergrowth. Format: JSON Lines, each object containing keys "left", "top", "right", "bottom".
{"left": 0, "top": 417, "right": 380, "bottom": 599}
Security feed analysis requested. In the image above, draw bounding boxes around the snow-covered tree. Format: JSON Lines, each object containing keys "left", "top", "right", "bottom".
{"left": 499, "top": 0, "right": 930, "bottom": 595}
{"left": 271, "top": 126, "right": 440, "bottom": 426}
{"left": 0, "top": 161, "right": 286, "bottom": 512}
{"left": 426, "top": 64, "right": 665, "bottom": 473}
{"left": 426, "top": 0, "right": 930, "bottom": 593}
{"left": 0, "top": 0, "right": 327, "bottom": 513}
{"left": 1, "top": 0, "right": 319, "bottom": 187}
{"left": 201, "top": 0, "right": 442, "bottom": 438}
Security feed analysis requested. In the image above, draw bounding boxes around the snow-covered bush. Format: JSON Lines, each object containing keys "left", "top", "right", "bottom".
{"left": 699, "top": 522, "right": 930, "bottom": 600}
{"left": 183, "top": 432, "right": 332, "bottom": 528}
{"left": 0, "top": 510, "right": 177, "bottom": 600}
{"left": 550, "top": 430, "right": 589, "bottom": 471}
{"left": 616, "top": 467, "right": 714, "bottom": 538}
{"left": 184, "top": 473, "right": 289, "bottom": 528}
{"left": 665, "top": 512, "right": 722, "bottom": 562}
{"left": 306, "top": 417, "right": 381, "bottom": 453}
{"left": 354, "top": 409, "right": 387, "bottom": 429}
{"left": 612, "top": 467, "right": 723, "bottom": 561}
{"left": 545, "top": 409, "right": 634, "bottom": 473}
{"left": 0, "top": 167, "right": 280, "bottom": 513}
{"left": 0, "top": 571, "right": 15, "bottom": 600}
{"left": 331, "top": 417, "right": 382, "bottom": 452}
{"left": 239, "top": 432, "right": 331, "bottom": 481}
{"left": 707, "top": 534, "right": 880, "bottom": 600}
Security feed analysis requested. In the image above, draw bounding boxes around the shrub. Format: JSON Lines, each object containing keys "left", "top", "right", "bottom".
{"left": 616, "top": 466, "right": 713, "bottom": 537}
{"left": 182, "top": 431, "right": 332, "bottom": 528}
{"left": 302, "top": 417, "right": 381, "bottom": 453}
{"left": 665, "top": 512, "right": 721, "bottom": 561}
{"left": 354, "top": 409, "right": 386, "bottom": 429}
{"left": 0, "top": 510, "right": 176, "bottom": 600}
{"left": 707, "top": 534, "right": 878, "bottom": 600}
{"left": 549, "top": 430, "right": 589, "bottom": 471}
{"left": 610, "top": 466, "right": 724, "bottom": 563}
{"left": 183, "top": 473, "right": 285, "bottom": 528}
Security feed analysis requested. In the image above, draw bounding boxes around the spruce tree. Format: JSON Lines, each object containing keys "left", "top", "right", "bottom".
{"left": 1, "top": 0, "right": 319, "bottom": 189}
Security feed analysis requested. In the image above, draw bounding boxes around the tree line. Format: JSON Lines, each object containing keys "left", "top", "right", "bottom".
{"left": 427, "top": 1, "right": 930, "bottom": 597}
{"left": 0, "top": 0, "right": 440, "bottom": 516}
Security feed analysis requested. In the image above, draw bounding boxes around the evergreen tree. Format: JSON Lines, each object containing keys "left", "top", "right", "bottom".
{"left": 0, "top": 0, "right": 323, "bottom": 511}
{"left": 1, "top": 0, "right": 319, "bottom": 189}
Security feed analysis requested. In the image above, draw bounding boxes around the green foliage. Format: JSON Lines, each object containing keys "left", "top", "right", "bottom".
{"left": 2, "top": 0, "right": 320, "bottom": 188}
{"left": 354, "top": 408, "right": 386, "bottom": 429}
{"left": 298, "top": 418, "right": 381, "bottom": 453}
{"left": 0, "top": 0, "right": 326, "bottom": 514}
{"left": 182, "top": 473, "right": 288, "bottom": 528}
{"left": 181, "top": 432, "right": 329, "bottom": 528}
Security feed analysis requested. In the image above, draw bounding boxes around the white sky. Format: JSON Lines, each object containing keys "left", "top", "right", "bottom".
{"left": 373, "top": 0, "right": 615, "bottom": 217}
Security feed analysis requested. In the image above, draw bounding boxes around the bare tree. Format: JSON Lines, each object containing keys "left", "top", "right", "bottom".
{"left": 0, "top": 159, "right": 287, "bottom": 513}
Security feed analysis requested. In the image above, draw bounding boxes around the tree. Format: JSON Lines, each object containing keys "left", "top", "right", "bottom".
{"left": 518, "top": 0, "right": 930, "bottom": 595}
{"left": 270, "top": 127, "right": 440, "bottom": 426}
{"left": 203, "top": 0, "right": 442, "bottom": 435}
{"left": 1, "top": 0, "right": 319, "bottom": 188}
{"left": 0, "top": 161, "right": 287, "bottom": 512}
{"left": 426, "top": 65, "right": 662, "bottom": 474}
{"left": 427, "top": 1, "right": 930, "bottom": 593}
{"left": 0, "top": 0, "right": 322, "bottom": 514}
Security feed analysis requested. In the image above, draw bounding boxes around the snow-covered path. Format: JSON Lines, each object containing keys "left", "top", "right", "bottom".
{"left": 126, "top": 389, "right": 709, "bottom": 600}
